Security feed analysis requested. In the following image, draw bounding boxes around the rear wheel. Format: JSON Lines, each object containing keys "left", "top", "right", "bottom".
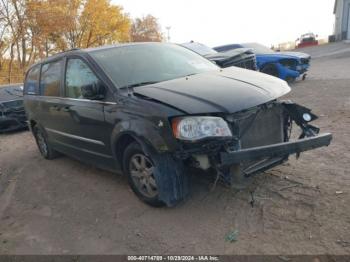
{"left": 261, "top": 64, "right": 279, "bottom": 78}
{"left": 123, "top": 142, "right": 165, "bottom": 207}
{"left": 33, "top": 126, "right": 59, "bottom": 159}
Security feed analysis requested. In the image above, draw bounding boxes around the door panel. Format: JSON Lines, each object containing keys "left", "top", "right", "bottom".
{"left": 54, "top": 57, "right": 115, "bottom": 170}
{"left": 38, "top": 60, "right": 65, "bottom": 142}
{"left": 52, "top": 99, "right": 107, "bottom": 153}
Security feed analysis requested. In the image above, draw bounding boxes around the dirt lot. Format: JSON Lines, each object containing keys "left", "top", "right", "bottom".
{"left": 0, "top": 43, "right": 350, "bottom": 255}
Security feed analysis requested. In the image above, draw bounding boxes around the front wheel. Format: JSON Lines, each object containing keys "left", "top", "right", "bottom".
{"left": 123, "top": 142, "right": 165, "bottom": 207}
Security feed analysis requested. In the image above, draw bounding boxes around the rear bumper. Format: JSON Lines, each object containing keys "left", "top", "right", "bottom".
{"left": 220, "top": 133, "right": 332, "bottom": 166}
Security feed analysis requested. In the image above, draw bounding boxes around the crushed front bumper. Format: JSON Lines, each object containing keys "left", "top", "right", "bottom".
{"left": 0, "top": 111, "right": 28, "bottom": 133}
{"left": 175, "top": 101, "right": 332, "bottom": 186}
{"left": 220, "top": 133, "right": 332, "bottom": 166}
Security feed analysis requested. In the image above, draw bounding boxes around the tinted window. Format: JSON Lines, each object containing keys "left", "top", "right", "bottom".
{"left": 90, "top": 43, "right": 218, "bottom": 89}
{"left": 181, "top": 42, "right": 217, "bottom": 56}
{"left": 40, "top": 60, "right": 62, "bottom": 96}
{"left": 65, "top": 59, "right": 99, "bottom": 99}
{"left": 24, "top": 65, "right": 40, "bottom": 95}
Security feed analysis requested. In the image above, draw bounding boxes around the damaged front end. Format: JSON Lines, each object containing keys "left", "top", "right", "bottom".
{"left": 0, "top": 100, "right": 27, "bottom": 133}
{"left": 174, "top": 101, "right": 332, "bottom": 187}
{"left": 0, "top": 84, "right": 27, "bottom": 133}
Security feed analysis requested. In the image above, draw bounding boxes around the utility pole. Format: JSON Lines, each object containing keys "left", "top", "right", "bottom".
{"left": 165, "top": 26, "right": 171, "bottom": 42}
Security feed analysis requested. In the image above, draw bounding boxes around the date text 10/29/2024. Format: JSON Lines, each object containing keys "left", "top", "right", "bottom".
{"left": 127, "top": 256, "right": 219, "bottom": 261}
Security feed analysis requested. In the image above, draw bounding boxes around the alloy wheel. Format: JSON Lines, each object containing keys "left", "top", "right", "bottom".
{"left": 129, "top": 153, "right": 158, "bottom": 198}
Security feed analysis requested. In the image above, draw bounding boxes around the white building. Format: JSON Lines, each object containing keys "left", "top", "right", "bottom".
{"left": 334, "top": 0, "right": 350, "bottom": 40}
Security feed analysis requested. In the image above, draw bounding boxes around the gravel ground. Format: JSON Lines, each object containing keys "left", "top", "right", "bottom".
{"left": 0, "top": 43, "right": 349, "bottom": 255}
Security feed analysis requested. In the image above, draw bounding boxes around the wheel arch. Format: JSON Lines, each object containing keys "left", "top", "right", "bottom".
{"left": 113, "top": 132, "right": 139, "bottom": 171}
{"left": 28, "top": 119, "right": 39, "bottom": 134}
{"left": 111, "top": 121, "right": 188, "bottom": 207}
{"left": 112, "top": 130, "right": 171, "bottom": 172}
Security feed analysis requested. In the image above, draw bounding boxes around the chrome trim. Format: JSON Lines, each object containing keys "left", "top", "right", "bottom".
{"left": 54, "top": 140, "right": 112, "bottom": 159}
{"left": 46, "top": 128, "right": 105, "bottom": 146}
{"left": 30, "top": 95, "right": 117, "bottom": 105}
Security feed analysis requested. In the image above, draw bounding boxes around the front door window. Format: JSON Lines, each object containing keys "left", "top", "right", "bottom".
{"left": 65, "top": 58, "right": 99, "bottom": 99}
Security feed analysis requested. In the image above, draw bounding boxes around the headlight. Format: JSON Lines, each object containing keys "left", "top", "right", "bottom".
{"left": 303, "top": 113, "right": 312, "bottom": 122}
{"left": 172, "top": 116, "right": 232, "bottom": 141}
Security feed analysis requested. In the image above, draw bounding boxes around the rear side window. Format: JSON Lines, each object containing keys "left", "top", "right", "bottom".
{"left": 24, "top": 65, "right": 40, "bottom": 95}
{"left": 40, "top": 60, "right": 62, "bottom": 97}
{"left": 65, "top": 58, "right": 99, "bottom": 99}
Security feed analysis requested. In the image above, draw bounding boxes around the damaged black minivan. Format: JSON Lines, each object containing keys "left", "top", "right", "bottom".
{"left": 23, "top": 43, "right": 332, "bottom": 207}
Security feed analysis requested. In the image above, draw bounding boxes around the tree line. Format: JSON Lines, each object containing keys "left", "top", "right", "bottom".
{"left": 0, "top": 0, "right": 163, "bottom": 84}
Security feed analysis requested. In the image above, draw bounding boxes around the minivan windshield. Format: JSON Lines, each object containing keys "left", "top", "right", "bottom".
{"left": 89, "top": 43, "right": 218, "bottom": 89}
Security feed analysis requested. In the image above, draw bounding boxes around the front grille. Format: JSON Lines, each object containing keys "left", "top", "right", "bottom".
{"left": 232, "top": 54, "right": 257, "bottom": 71}
{"left": 238, "top": 105, "right": 284, "bottom": 149}
{"left": 229, "top": 104, "right": 285, "bottom": 172}
{"left": 226, "top": 103, "right": 287, "bottom": 176}
{"left": 301, "top": 58, "right": 310, "bottom": 65}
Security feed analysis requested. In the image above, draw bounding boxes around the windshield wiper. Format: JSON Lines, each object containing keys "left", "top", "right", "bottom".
{"left": 184, "top": 73, "right": 198, "bottom": 77}
{"left": 120, "top": 81, "right": 159, "bottom": 89}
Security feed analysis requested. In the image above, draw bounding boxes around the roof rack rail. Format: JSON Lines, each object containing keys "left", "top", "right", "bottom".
{"left": 67, "top": 48, "right": 81, "bottom": 51}
{"left": 52, "top": 48, "right": 81, "bottom": 57}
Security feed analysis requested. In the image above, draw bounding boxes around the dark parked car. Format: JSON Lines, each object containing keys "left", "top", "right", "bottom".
{"left": 23, "top": 43, "right": 332, "bottom": 207}
{"left": 0, "top": 83, "right": 27, "bottom": 133}
{"left": 181, "top": 42, "right": 257, "bottom": 70}
{"left": 214, "top": 43, "right": 311, "bottom": 83}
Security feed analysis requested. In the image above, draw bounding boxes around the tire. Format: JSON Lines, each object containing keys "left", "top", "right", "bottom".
{"left": 123, "top": 142, "right": 165, "bottom": 207}
{"left": 33, "top": 125, "right": 60, "bottom": 160}
{"left": 286, "top": 76, "right": 296, "bottom": 84}
{"left": 261, "top": 64, "right": 279, "bottom": 78}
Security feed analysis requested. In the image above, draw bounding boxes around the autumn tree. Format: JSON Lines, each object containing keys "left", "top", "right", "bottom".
{"left": 130, "top": 15, "right": 163, "bottom": 42}
{"left": 0, "top": 0, "right": 133, "bottom": 83}
{"left": 78, "top": 0, "right": 130, "bottom": 47}
{"left": 0, "top": 9, "right": 10, "bottom": 70}
{"left": 60, "top": 0, "right": 130, "bottom": 49}
{"left": 26, "top": 0, "right": 75, "bottom": 58}
{"left": 0, "top": 1, "right": 164, "bottom": 84}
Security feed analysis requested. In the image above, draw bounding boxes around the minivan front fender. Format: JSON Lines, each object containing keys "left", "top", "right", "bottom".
{"left": 110, "top": 118, "right": 177, "bottom": 161}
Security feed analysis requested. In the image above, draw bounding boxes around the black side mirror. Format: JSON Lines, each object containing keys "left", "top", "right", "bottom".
{"left": 81, "top": 81, "right": 105, "bottom": 100}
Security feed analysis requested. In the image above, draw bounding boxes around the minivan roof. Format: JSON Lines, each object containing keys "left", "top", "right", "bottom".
{"left": 27, "top": 42, "right": 164, "bottom": 71}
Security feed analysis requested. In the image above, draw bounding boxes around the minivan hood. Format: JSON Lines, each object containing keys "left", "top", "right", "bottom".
{"left": 133, "top": 67, "right": 290, "bottom": 114}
